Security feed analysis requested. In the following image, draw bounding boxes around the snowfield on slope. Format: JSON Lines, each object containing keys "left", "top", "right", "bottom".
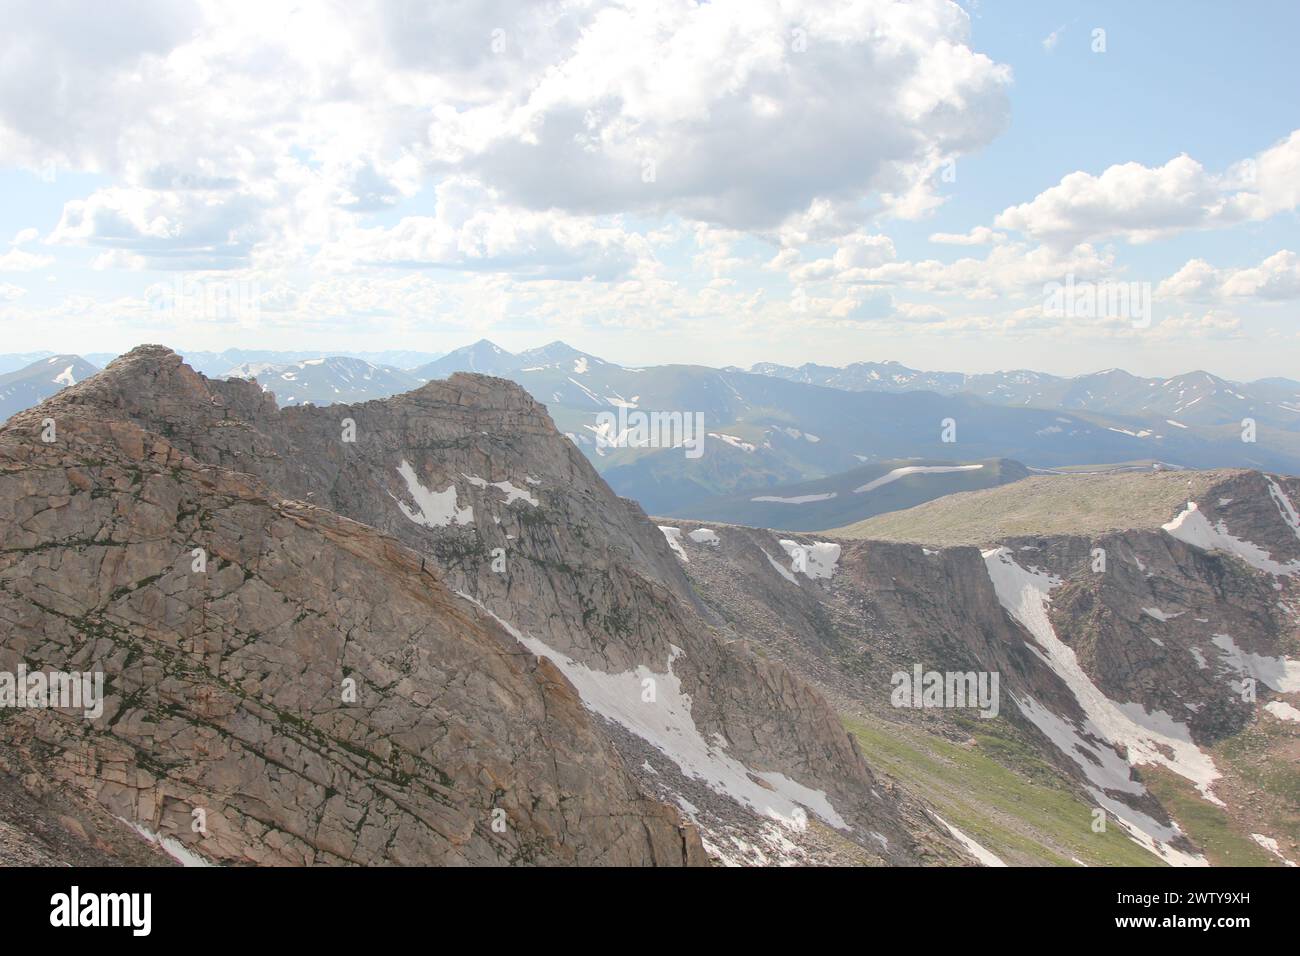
{"left": 1162, "top": 501, "right": 1300, "bottom": 576}
{"left": 455, "top": 593, "right": 850, "bottom": 836}
{"left": 982, "top": 547, "right": 1211, "bottom": 866}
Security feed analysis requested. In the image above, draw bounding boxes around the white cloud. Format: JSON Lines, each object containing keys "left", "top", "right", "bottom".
{"left": 929, "top": 226, "right": 1004, "bottom": 245}
{"left": 316, "top": 178, "right": 650, "bottom": 280}
{"left": 994, "top": 130, "right": 1300, "bottom": 247}
{"left": 439, "top": 1, "right": 1011, "bottom": 229}
{"left": 0, "top": 247, "right": 53, "bottom": 271}
{"left": 1220, "top": 250, "right": 1300, "bottom": 299}
{"left": 49, "top": 185, "right": 276, "bottom": 270}
{"left": 92, "top": 250, "right": 149, "bottom": 272}
{"left": 1150, "top": 311, "right": 1244, "bottom": 340}
{"left": 1156, "top": 258, "right": 1219, "bottom": 300}
{"left": 1158, "top": 250, "right": 1300, "bottom": 302}
{"left": 786, "top": 238, "right": 1115, "bottom": 299}
{"left": 0, "top": 0, "right": 1014, "bottom": 286}
{"left": 995, "top": 155, "right": 1222, "bottom": 247}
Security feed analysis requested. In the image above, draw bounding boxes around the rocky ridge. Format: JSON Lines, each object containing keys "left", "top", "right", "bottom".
{"left": 0, "top": 346, "right": 940, "bottom": 865}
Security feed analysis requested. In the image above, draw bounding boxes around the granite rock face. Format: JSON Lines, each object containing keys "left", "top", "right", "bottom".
{"left": 0, "top": 347, "right": 924, "bottom": 865}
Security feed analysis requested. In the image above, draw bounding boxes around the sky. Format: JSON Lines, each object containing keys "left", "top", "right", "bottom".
{"left": 1, "top": 0, "right": 1298, "bottom": 379}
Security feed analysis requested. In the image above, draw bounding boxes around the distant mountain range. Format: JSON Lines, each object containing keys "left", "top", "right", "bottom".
{"left": 744, "top": 360, "right": 1300, "bottom": 429}
{"left": 0, "top": 354, "right": 100, "bottom": 421}
{"left": 34, "top": 348, "right": 447, "bottom": 378}
{"left": 3, "top": 343, "right": 1298, "bottom": 528}
{"left": 226, "top": 357, "right": 421, "bottom": 406}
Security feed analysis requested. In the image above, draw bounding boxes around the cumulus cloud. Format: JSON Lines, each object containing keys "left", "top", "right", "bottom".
{"left": 0, "top": 228, "right": 53, "bottom": 272}
{"left": 784, "top": 236, "right": 1115, "bottom": 300}
{"left": 995, "top": 155, "right": 1223, "bottom": 248}
{"left": 49, "top": 185, "right": 273, "bottom": 270}
{"left": 3, "top": 0, "right": 1013, "bottom": 279}
{"left": 0, "top": 247, "right": 53, "bottom": 272}
{"left": 994, "top": 130, "right": 1300, "bottom": 248}
{"left": 1156, "top": 258, "right": 1219, "bottom": 300}
{"left": 438, "top": 1, "right": 1011, "bottom": 229}
{"left": 788, "top": 233, "right": 897, "bottom": 282}
{"left": 1220, "top": 250, "right": 1300, "bottom": 299}
{"left": 1158, "top": 250, "right": 1300, "bottom": 301}
{"left": 316, "top": 178, "right": 650, "bottom": 280}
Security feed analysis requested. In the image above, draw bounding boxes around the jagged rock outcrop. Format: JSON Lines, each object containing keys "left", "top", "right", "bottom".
{"left": 0, "top": 408, "right": 706, "bottom": 864}
{"left": 0, "top": 346, "right": 929, "bottom": 865}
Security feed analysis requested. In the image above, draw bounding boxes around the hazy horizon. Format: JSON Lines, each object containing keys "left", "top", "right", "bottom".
{"left": 4, "top": 336, "right": 1297, "bottom": 385}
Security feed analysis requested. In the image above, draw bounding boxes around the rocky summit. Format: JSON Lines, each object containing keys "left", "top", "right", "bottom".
{"left": 0, "top": 346, "right": 945, "bottom": 866}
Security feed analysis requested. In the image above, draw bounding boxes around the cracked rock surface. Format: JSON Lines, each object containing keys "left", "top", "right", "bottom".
{"left": 0, "top": 346, "right": 929, "bottom": 865}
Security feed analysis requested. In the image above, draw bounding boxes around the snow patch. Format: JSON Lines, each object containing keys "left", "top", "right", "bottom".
{"left": 1264, "top": 476, "right": 1300, "bottom": 543}
{"left": 1209, "top": 634, "right": 1300, "bottom": 692}
{"left": 1264, "top": 700, "right": 1300, "bottom": 722}
{"left": 456, "top": 594, "right": 849, "bottom": 833}
{"left": 751, "top": 492, "right": 837, "bottom": 504}
{"left": 854, "top": 464, "right": 983, "bottom": 495}
{"left": 1142, "top": 607, "right": 1182, "bottom": 622}
{"left": 983, "top": 547, "right": 1214, "bottom": 864}
{"left": 687, "top": 528, "right": 720, "bottom": 545}
{"left": 778, "top": 540, "right": 841, "bottom": 580}
{"left": 1250, "top": 833, "right": 1297, "bottom": 866}
{"left": 762, "top": 550, "right": 798, "bottom": 584}
{"left": 709, "top": 432, "right": 756, "bottom": 453}
{"left": 932, "top": 813, "right": 1006, "bottom": 867}
{"left": 566, "top": 376, "right": 601, "bottom": 404}
{"left": 462, "top": 474, "right": 539, "bottom": 507}
{"left": 1162, "top": 502, "right": 1300, "bottom": 576}
{"left": 122, "top": 819, "right": 213, "bottom": 867}
{"left": 659, "top": 526, "right": 688, "bottom": 562}
{"left": 392, "top": 460, "right": 473, "bottom": 527}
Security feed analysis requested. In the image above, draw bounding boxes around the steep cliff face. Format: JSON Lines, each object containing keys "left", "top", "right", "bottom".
{"left": 0, "top": 407, "right": 707, "bottom": 864}
{"left": 661, "top": 472, "right": 1300, "bottom": 866}
{"left": 0, "top": 347, "right": 932, "bottom": 865}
